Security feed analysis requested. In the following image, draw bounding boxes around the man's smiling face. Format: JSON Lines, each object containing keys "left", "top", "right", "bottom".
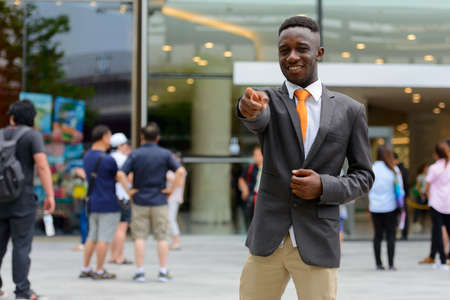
{"left": 278, "top": 26, "right": 324, "bottom": 88}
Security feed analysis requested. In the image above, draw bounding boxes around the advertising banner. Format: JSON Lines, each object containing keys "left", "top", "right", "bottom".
{"left": 19, "top": 92, "right": 52, "bottom": 134}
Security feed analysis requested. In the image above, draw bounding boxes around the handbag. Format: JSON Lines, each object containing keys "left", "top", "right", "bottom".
{"left": 394, "top": 171, "right": 406, "bottom": 229}
{"left": 85, "top": 153, "right": 105, "bottom": 216}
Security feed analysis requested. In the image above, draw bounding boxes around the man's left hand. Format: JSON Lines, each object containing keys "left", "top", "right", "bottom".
{"left": 43, "top": 195, "right": 56, "bottom": 214}
{"left": 161, "top": 187, "right": 174, "bottom": 196}
{"left": 290, "top": 169, "right": 323, "bottom": 200}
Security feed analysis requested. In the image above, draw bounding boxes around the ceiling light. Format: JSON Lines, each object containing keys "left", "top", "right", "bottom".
{"left": 186, "top": 78, "right": 194, "bottom": 85}
{"left": 162, "top": 45, "right": 172, "bottom": 52}
{"left": 341, "top": 52, "right": 351, "bottom": 58}
{"left": 297, "top": 14, "right": 308, "bottom": 17}
{"left": 407, "top": 34, "right": 416, "bottom": 41}
{"left": 198, "top": 60, "right": 208, "bottom": 66}
{"left": 438, "top": 102, "right": 446, "bottom": 109}
{"left": 90, "top": 1, "right": 97, "bottom": 7}
{"left": 404, "top": 87, "right": 412, "bottom": 94}
{"left": 56, "top": 1, "right": 62, "bottom": 6}
{"left": 433, "top": 108, "right": 441, "bottom": 114}
{"left": 356, "top": 43, "right": 366, "bottom": 50}
{"left": 224, "top": 51, "right": 233, "bottom": 58}
{"left": 120, "top": 4, "right": 127, "bottom": 14}
{"left": 14, "top": 0, "right": 20, "bottom": 5}
{"left": 375, "top": 58, "right": 384, "bottom": 64}
{"left": 424, "top": 55, "right": 434, "bottom": 62}
{"left": 167, "top": 86, "right": 176, "bottom": 93}
{"left": 151, "top": 95, "right": 159, "bottom": 102}
{"left": 192, "top": 56, "right": 201, "bottom": 63}
{"left": 204, "top": 42, "right": 214, "bottom": 49}
{"left": 412, "top": 93, "right": 421, "bottom": 103}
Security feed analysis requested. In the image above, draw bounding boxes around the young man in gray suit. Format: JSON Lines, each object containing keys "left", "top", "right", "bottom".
{"left": 237, "top": 16, "right": 375, "bottom": 300}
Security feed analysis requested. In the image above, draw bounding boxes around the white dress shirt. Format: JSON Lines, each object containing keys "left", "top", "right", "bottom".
{"left": 283, "top": 79, "right": 323, "bottom": 247}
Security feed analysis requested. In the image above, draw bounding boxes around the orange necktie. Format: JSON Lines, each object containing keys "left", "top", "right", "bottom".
{"left": 294, "top": 89, "right": 310, "bottom": 144}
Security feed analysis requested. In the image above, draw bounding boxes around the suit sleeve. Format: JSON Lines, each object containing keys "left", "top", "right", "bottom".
{"left": 236, "top": 93, "right": 271, "bottom": 134}
{"left": 318, "top": 104, "right": 375, "bottom": 205}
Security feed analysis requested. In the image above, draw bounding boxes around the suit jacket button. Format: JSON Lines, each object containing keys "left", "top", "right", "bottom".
{"left": 293, "top": 203, "right": 298, "bottom": 208}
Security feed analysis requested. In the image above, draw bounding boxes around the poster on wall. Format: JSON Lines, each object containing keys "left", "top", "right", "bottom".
{"left": 19, "top": 92, "right": 52, "bottom": 135}
{"left": 53, "top": 97, "right": 85, "bottom": 144}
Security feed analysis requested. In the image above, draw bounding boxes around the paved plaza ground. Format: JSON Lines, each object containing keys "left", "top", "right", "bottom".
{"left": 0, "top": 235, "right": 449, "bottom": 300}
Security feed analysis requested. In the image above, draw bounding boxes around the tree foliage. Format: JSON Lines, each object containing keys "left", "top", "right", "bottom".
{"left": 0, "top": 1, "right": 94, "bottom": 102}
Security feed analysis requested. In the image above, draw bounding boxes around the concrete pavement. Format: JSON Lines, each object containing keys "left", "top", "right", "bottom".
{"left": 0, "top": 235, "right": 449, "bottom": 300}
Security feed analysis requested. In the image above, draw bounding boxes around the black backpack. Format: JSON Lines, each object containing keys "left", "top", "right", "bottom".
{"left": 0, "top": 126, "right": 31, "bottom": 203}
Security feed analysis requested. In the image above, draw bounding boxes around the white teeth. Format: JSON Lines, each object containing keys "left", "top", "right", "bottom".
{"left": 289, "top": 66, "right": 301, "bottom": 71}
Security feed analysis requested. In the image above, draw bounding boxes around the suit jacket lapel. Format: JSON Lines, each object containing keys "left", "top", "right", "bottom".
{"left": 304, "top": 87, "right": 336, "bottom": 167}
{"left": 280, "top": 83, "right": 305, "bottom": 155}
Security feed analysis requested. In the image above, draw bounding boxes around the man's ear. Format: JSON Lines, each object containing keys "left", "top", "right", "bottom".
{"left": 316, "top": 47, "right": 325, "bottom": 62}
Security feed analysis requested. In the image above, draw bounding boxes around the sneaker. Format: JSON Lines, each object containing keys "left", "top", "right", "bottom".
{"left": 418, "top": 257, "right": 434, "bottom": 264}
{"left": 432, "top": 263, "right": 449, "bottom": 271}
{"left": 92, "top": 269, "right": 116, "bottom": 280}
{"left": 388, "top": 266, "right": 397, "bottom": 271}
{"left": 79, "top": 270, "right": 96, "bottom": 278}
{"left": 376, "top": 265, "right": 385, "bottom": 271}
{"left": 157, "top": 271, "right": 172, "bottom": 282}
{"left": 133, "top": 272, "right": 146, "bottom": 283}
{"left": 15, "top": 290, "right": 40, "bottom": 299}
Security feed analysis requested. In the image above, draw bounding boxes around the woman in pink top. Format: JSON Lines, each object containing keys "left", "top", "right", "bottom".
{"left": 426, "top": 141, "right": 450, "bottom": 270}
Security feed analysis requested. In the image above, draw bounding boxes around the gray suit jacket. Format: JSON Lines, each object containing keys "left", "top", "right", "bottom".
{"left": 238, "top": 83, "right": 374, "bottom": 268}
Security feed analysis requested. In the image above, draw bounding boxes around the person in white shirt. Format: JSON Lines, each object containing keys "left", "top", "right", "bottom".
{"left": 166, "top": 152, "right": 186, "bottom": 250}
{"left": 108, "top": 133, "right": 133, "bottom": 264}
{"left": 369, "top": 145, "right": 404, "bottom": 271}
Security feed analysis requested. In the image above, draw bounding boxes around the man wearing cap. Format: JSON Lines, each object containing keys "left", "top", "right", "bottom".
{"left": 109, "top": 133, "right": 133, "bottom": 265}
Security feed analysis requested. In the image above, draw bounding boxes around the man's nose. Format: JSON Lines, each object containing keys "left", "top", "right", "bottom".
{"left": 287, "top": 50, "right": 300, "bottom": 63}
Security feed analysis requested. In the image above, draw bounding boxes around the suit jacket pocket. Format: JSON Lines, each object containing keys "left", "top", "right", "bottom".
{"left": 325, "top": 132, "right": 346, "bottom": 144}
{"left": 317, "top": 205, "right": 339, "bottom": 220}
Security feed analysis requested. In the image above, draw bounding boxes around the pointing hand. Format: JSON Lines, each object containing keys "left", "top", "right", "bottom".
{"left": 239, "top": 88, "right": 270, "bottom": 119}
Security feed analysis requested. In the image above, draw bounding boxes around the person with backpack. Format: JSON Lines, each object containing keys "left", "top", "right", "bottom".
{"left": 237, "top": 145, "right": 263, "bottom": 230}
{"left": 0, "top": 100, "right": 55, "bottom": 300}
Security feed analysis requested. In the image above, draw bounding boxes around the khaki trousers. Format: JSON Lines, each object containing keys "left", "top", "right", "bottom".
{"left": 239, "top": 236, "right": 337, "bottom": 300}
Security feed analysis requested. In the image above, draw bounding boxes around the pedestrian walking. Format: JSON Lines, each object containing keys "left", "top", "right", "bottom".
{"left": 166, "top": 152, "right": 187, "bottom": 250}
{"left": 108, "top": 133, "right": 133, "bottom": 265}
{"left": 78, "top": 125, "right": 125, "bottom": 280}
{"left": 236, "top": 16, "right": 374, "bottom": 300}
{"left": 394, "top": 153, "right": 410, "bottom": 240}
{"left": 237, "top": 145, "right": 263, "bottom": 230}
{"left": 0, "top": 100, "right": 55, "bottom": 299}
{"left": 369, "top": 145, "right": 404, "bottom": 271}
{"left": 117, "top": 123, "right": 186, "bottom": 282}
{"left": 425, "top": 141, "right": 450, "bottom": 270}
{"left": 412, "top": 163, "right": 429, "bottom": 234}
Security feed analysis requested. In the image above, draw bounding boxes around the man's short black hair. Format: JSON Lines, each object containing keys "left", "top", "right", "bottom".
{"left": 141, "top": 122, "right": 160, "bottom": 142}
{"left": 278, "top": 16, "right": 320, "bottom": 36}
{"left": 91, "top": 125, "right": 110, "bottom": 143}
{"left": 7, "top": 99, "right": 36, "bottom": 126}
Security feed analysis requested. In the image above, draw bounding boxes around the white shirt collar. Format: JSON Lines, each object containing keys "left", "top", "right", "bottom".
{"left": 285, "top": 79, "right": 322, "bottom": 103}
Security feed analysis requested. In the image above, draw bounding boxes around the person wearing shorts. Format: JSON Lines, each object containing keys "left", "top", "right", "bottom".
{"left": 118, "top": 122, "right": 186, "bottom": 283}
{"left": 78, "top": 125, "right": 121, "bottom": 280}
{"left": 108, "top": 133, "right": 133, "bottom": 265}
